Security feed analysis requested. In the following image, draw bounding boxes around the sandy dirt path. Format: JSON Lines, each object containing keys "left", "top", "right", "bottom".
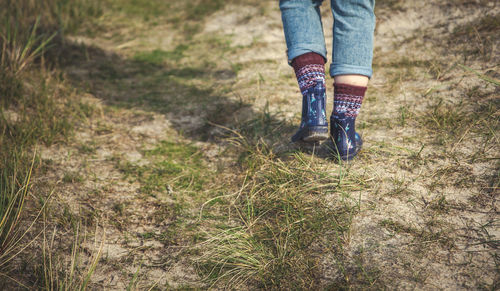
{"left": 34, "top": 0, "right": 499, "bottom": 289}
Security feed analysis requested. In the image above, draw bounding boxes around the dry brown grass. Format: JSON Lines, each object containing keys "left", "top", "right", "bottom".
{"left": 2, "top": 0, "right": 499, "bottom": 289}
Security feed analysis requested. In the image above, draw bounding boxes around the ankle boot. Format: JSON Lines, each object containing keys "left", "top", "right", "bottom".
{"left": 291, "top": 82, "right": 329, "bottom": 143}
{"left": 330, "top": 112, "right": 362, "bottom": 160}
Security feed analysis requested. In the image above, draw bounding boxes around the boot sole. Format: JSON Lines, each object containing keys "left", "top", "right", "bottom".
{"left": 292, "top": 126, "right": 329, "bottom": 143}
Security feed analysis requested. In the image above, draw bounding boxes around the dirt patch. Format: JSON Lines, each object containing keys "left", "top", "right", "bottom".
{"left": 14, "top": 0, "right": 498, "bottom": 289}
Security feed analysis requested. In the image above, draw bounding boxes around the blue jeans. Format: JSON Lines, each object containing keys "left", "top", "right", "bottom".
{"left": 280, "top": 0, "right": 375, "bottom": 78}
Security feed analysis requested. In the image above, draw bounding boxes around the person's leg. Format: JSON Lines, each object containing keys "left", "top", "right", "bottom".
{"left": 330, "top": 0, "right": 375, "bottom": 78}
{"left": 280, "top": 0, "right": 329, "bottom": 142}
{"left": 280, "top": 0, "right": 327, "bottom": 63}
{"left": 329, "top": 0, "right": 375, "bottom": 160}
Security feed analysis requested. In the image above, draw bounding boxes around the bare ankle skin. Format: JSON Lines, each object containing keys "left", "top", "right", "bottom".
{"left": 334, "top": 74, "right": 369, "bottom": 87}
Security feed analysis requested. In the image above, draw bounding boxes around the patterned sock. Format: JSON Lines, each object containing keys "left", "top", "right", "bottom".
{"left": 292, "top": 52, "right": 326, "bottom": 96}
{"left": 332, "top": 83, "right": 367, "bottom": 119}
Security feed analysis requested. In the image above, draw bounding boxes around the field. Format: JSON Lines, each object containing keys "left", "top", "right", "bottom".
{"left": 1, "top": 0, "right": 498, "bottom": 289}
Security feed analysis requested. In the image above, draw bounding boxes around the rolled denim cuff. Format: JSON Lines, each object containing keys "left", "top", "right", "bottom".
{"left": 287, "top": 45, "right": 327, "bottom": 65}
{"left": 330, "top": 63, "right": 372, "bottom": 78}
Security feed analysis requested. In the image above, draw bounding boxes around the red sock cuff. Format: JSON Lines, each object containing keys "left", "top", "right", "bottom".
{"left": 291, "top": 52, "right": 325, "bottom": 71}
{"left": 334, "top": 83, "right": 367, "bottom": 97}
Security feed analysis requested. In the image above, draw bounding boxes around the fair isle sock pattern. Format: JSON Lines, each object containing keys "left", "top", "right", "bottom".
{"left": 291, "top": 52, "right": 326, "bottom": 96}
{"left": 295, "top": 64, "right": 326, "bottom": 95}
{"left": 332, "top": 83, "right": 367, "bottom": 118}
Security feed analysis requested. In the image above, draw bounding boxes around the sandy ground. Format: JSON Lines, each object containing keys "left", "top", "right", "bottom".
{"left": 29, "top": 0, "right": 499, "bottom": 289}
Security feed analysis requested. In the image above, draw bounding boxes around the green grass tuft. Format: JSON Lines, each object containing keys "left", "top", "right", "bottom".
{"left": 116, "top": 141, "right": 208, "bottom": 196}
{"left": 133, "top": 45, "right": 189, "bottom": 65}
{"left": 196, "top": 138, "right": 368, "bottom": 289}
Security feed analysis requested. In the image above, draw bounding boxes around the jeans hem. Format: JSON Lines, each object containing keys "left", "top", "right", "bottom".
{"left": 287, "top": 45, "right": 327, "bottom": 65}
{"left": 330, "top": 63, "right": 372, "bottom": 78}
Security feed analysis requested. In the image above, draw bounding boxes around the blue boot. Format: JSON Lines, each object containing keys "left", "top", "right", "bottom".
{"left": 330, "top": 113, "right": 363, "bottom": 161}
{"left": 291, "top": 82, "right": 329, "bottom": 143}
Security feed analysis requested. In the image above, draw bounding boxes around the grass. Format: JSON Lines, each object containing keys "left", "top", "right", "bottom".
{"left": 458, "top": 64, "right": 500, "bottom": 86}
{"left": 103, "top": 0, "right": 228, "bottom": 25}
{"left": 0, "top": 153, "right": 34, "bottom": 281}
{"left": 0, "top": 18, "right": 56, "bottom": 78}
{"left": 39, "top": 221, "right": 104, "bottom": 290}
{"left": 0, "top": 0, "right": 103, "bottom": 288}
{"left": 353, "top": 5, "right": 499, "bottom": 286}
{"left": 2, "top": 0, "right": 499, "bottom": 289}
{"left": 374, "top": 0, "right": 405, "bottom": 12}
{"left": 0, "top": 0, "right": 102, "bottom": 35}
{"left": 133, "top": 45, "right": 189, "bottom": 64}
{"left": 379, "top": 218, "right": 454, "bottom": 249}
{"left": 62, "top": 172, "right": 85, "bottom": 184}
{"left": 195, "top": 138, "right": 371, "bottom": 289}
{"left": 449, "top": 12, "right": 500, "bottom": 61}
{"left": 418, "top": 87, "right": 499, "bottom": 157}
{"left": 116, "top": 140, "right": 208, "bottom": 196}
